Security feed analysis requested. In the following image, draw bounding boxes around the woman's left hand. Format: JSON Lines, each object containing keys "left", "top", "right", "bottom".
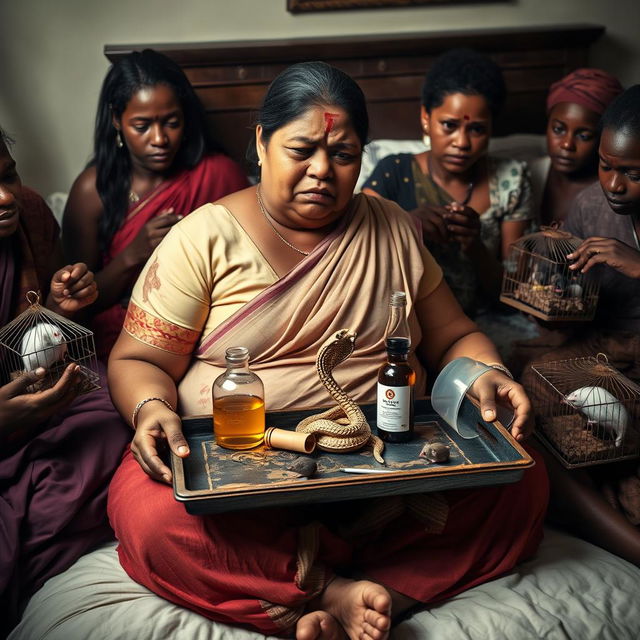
{"left": 47, "top": 263, "right": 98, "bottom": 315}
{"left": 567, "top": 236, "right": 640, "bottom": 279}
{"left": 443, "top": 202, "right": 481, "bottom": 252}
{"left": 470, "top": 368, "right": 533, "bottom": 442}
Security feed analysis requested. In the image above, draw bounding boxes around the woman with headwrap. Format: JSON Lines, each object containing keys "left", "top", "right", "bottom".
{"left": 530, "top": 68, "right": 623, "bottom": 225}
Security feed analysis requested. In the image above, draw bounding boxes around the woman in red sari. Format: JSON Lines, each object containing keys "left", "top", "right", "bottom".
{"left": 63, "top": 49, "right": 249, "bottom": 361}
{"left": 107, "top": 62, "right": 548, "bottom": 640}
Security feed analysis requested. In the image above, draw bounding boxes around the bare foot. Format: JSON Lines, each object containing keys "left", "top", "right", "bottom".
{"left": 320, "top": 577, "right": 392, "bottom": 640}
{"left": 296, "top": 610, "right": 346, "bottom": 640}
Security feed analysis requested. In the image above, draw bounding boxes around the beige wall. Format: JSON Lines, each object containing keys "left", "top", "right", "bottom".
{"left": 0, "top": 0, "right": 638, "bottom": 197}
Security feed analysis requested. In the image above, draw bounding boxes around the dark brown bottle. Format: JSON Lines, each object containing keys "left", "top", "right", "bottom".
{"left": 376, "top": 337, "right": 415, "bottom": 443}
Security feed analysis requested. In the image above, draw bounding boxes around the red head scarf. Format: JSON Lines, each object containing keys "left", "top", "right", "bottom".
{"left": 547, "top": 68, "right": 623, "bottom": 115}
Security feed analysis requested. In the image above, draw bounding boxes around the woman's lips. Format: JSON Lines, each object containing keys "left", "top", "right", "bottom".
{"left": 443, "top": 155, "right": 471, "bottom": 166}
{"left": 552, "top": 155, "right": 576, "bottom": 166}
{"left": 299, "top": 190, "right": 334, "bottom": 203}
{"left": 148, "top": 153, "right": 171, "bottom": 162}
{"left": 605, "top": 197, "right": 631, "bottom": 212}
{"left": 0, "top": 208, "right": 17, "bottom": 223}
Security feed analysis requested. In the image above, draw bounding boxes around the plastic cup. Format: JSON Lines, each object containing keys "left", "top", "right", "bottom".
{"left": 431, "top": 357, "right": 514, "bottom": 438}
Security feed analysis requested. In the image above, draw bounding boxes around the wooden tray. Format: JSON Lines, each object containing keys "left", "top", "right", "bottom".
{"left": 171, "top": 398, "right": 534, "bottom": 514}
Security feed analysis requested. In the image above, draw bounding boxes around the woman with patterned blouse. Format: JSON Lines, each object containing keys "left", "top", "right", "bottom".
{"left": 363, "top": 49, "right": 533, "bottom": 318}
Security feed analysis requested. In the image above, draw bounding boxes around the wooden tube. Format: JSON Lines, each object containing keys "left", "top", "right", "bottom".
{"left": 264, "top": 427, "right": 316, "bottom": 454}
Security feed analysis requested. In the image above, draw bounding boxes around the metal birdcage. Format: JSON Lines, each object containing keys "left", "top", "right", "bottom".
{"left": 529, "top": 353, "right": 640, "bottom": 468}
{"left": 0, "top": 291, "right": 100, "bottom": 394}
{"left": 500, "top": 226, "right": 600, "bottom": 321}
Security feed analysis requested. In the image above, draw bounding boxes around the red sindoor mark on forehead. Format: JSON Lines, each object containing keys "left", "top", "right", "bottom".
{"left": 324, "top": 112, "right": 340, "bottom": 136}
{"left": 463, "top": 114, "right": 470, "bottom": 121}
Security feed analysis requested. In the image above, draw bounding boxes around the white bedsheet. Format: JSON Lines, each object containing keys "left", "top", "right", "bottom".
{"left": 10, "top": 527, "right": 640, "bottom": 640}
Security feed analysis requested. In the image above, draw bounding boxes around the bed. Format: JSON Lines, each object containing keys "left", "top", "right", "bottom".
{"left": 12, "top": 24, "right": 640, "bottom": 640}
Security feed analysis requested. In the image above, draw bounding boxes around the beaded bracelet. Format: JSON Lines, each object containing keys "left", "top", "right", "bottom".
{"left": 131, "top": 397, "right": 175, "bottom": 429}
{"left": 487, "top": 362, "right": 514, "bottom": 380}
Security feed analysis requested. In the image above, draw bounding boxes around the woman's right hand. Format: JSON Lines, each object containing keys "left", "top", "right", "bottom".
{"left": 413, "top": 205, "right": 450, "bottom": 244}
{"left": 131, "top": 400, "right": 190, "bottom": 483}
{"left": 0, "top": 364, "right": 81, "bottom": 437}
{"left": 125, "top": 208, "right": 182, "bottom": 266}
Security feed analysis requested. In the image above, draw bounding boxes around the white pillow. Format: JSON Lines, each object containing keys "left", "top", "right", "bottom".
{"left": 357, "top": 138, "right": 428, "bottom": 192}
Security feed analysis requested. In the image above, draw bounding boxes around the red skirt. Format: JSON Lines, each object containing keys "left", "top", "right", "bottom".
{"left": 108, "top": 448, "right": 548, "bottom": 636}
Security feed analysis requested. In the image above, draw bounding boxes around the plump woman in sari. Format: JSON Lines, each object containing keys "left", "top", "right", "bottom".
{"left": 107, "top": 62, "right": 548, "bottom": 640}
{"left": 63, "top": 49, "right": 249, "bottom": 361}
{"left": 363, "top": 48, "right": 533, "bottom": 318}
{"left": 0, "top": 128, "right": 130, "bottom": 636}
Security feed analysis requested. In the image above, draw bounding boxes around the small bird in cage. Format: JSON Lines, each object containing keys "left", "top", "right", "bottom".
{"left": 550, "top": 273, "right": 567, "bottom": 297}
{"left": 501, "top": 225, "right": 600, "bottom": 322}
{"left": 564, "top": 386, "right": 629, "bottom": 447}
{"left": 20, "top": 322, "right": 68, "bottom": 371}
{"left": 567, "top": 282, "right": 583, "bottom": 299}
{"left": 528, "top": 262, "right": 550, "bottom": 287}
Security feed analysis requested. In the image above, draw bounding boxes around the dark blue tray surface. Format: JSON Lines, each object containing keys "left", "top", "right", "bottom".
{"left": 172, "top": 398, "right": 533, "bottom": 514}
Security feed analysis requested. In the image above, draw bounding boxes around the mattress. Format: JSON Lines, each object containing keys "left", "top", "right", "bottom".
{"left": 10, "top": 527, "right": 640, "bottom": 640}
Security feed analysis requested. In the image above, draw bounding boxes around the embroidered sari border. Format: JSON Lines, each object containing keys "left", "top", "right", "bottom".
{"left": 124, "top": 302, "right": 199, "bottom": 355}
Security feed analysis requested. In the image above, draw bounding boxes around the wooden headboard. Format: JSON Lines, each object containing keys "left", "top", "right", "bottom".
{"left": 105, "top": 24, "right": 604, "bottom": 169}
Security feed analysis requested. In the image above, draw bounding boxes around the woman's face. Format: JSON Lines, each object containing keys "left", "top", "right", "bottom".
{"left": 0, "top": 140, "right": 22, "bottom": 239}
{"left": 546, "top": 102, "right": 600, "bottom": 175}
{"left": 256, "top": 104, "right": 362, "bottom": 229}
{"left": 114, "top": 84, "right": 185, "bottom": 174}
{"left": 598, "top": 127, "right": 640, "bottom": 217}
{"left": 422, "top": 92, "right": 492, "bottom": 175}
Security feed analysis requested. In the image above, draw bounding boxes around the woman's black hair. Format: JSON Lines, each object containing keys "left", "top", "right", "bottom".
{"left": 602, "top": 84, "right": 640, "bottom": 139}
{"left": 93, "top": 49, "right": 209, "bottom": 250}
{"left": 252, "top": 61, "right": 368, "bottom": 164}
{"left": 421, "top": 48, "right": 506, "bottom": 119}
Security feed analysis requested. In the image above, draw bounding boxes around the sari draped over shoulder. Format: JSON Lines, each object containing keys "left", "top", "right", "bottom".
{"left": 0, "top": 189, "right": 131, "bottom": 635}
{"left": 92, "top": 153, "right": 249, "bottom": 361}
{"left": 124, "top": 193, "right": 443, "bottom": 415}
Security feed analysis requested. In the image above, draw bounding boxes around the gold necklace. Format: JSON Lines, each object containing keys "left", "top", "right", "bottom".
{"left": 256, "top": 186, "right": 309, "bottom": 256}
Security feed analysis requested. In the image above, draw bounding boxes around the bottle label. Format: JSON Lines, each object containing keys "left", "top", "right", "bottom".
{"left": 377, "top": 383, "right": 411, "bottom": 432}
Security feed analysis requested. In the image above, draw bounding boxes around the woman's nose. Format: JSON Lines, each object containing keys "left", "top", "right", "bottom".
{"left": 560, "top": 134, "right": 575, "bottom": 151}
{"left": 606, "top": 171, "right": 626, "bottom": 194}
{"left": 308, "top": 150, "right": 332, "bottom": 179}
{"left": 150, "top": 124, "right": 168, "bottom": 146}
{"left": 453, "top": 128, "right": 471, "bottom": 149}
{"left": 0, "top": 183, "right": 16, "bottom": 207}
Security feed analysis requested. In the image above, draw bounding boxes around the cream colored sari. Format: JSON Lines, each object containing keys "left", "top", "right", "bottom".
{"left": 124, "top": 193, "right": 442, "bottom": 416}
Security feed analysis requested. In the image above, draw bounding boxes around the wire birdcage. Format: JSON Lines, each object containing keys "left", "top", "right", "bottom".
{"left": 0, "top": 291, "right": 100, "bottom": 394}
{"left": 500, "top": 226, "right": 600, "bottom": 321}
{"left": 529, "top": 353, "right": 640, "bottom": 468}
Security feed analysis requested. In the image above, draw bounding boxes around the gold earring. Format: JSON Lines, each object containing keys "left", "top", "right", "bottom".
{"left": 116, "top": 131, "right": 124, "bottom": 149}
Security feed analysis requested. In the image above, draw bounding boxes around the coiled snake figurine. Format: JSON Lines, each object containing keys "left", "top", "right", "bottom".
{"left": 296, "top": 329, "right": 385, "bottom": 464}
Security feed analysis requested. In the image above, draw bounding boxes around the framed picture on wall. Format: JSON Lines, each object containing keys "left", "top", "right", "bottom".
{"left": 287, "top": 0, "right": 485, "bottom": 12}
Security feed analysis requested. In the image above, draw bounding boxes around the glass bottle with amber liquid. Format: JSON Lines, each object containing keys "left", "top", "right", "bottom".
{"left": 212, "top": 347, "right": 265, "bottom": 450}
{"left": 377, "top": 337, "right": 415, "bottom": 442}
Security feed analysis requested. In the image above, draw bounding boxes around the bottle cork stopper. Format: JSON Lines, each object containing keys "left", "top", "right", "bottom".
{"left": 264, "top": 427, "right": 316, "bottom": 454}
